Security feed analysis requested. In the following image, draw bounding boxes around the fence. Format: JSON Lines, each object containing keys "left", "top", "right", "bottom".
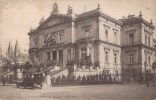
{"left": 51, "top": 73, "right": 122, "bottom": 86}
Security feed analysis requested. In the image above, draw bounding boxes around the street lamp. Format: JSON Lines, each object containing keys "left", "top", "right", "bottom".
{"left": 144, "top": 61, "right": 147, "bottom": 81}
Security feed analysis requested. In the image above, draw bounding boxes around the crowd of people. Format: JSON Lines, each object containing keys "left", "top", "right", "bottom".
{"left": 51, "top": 73, "right": 122, "bottom": 85}
{"left": 0, "top": 75, "right": 15, "bottom": 85}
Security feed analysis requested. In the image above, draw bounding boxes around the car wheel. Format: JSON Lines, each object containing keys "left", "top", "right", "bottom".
{"left": 16, "top": 84, "right": 19, "bottom": 88}
{"left": 39, "top": 84, "right": 42, "bottom": 89}
{"left": 24, "top": 84, "right": 26, "bottom": 89}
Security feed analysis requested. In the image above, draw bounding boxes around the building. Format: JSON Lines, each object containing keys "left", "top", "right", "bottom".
{"left": 121, "top": 13, "right": 155, "bottom": 81}
{"left": 28, "top": 3, "right": 155, "bottom": 81}
{"left": 0, "top": 35, "right": 2, "bottom": 67}
{"left": 6, "top": 40, "right": 29, "bottom": 64}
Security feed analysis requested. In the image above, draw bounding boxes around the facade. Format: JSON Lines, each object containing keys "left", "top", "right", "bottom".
{"left": 0, "top": 35, "right": 2, "bottom": 67}
{"left": 121, "top": 14, "right": 155, "bottom": 81}
{"left": 0, "top": 45, "right": 2, "bottom": 67}
{"left": 28, "top": 3, "right": 155, "bottom": 81}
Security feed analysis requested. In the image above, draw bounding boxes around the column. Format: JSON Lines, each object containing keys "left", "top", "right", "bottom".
{"left": 50, "top": 51, "right": 53, "bottom": 61}
{"left": 57, "top": 51, "right": 59, "bottom": 61}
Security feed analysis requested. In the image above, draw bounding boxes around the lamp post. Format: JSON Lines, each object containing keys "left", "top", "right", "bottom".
{"left": 91, "top": 37, "right": 94, "bottom": 67}
{"left": 144, "top": 61, "right": 147, "bottom": 81}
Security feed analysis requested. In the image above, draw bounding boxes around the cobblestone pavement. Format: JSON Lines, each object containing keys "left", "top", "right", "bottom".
{"left": 0, "top": 83, "right": 156, "bottom": 100}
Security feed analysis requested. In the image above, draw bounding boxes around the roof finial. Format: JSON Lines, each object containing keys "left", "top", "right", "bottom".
{"left": 97, "top": 3, "right": 101, "bottom": 11}
{"left": 139, "top": 10, "right": 142, "bottom": 18}
{"left": 39, "top": 17, "right": 44, "bottom": 25}
{"left": 150, "top": 19, "right": 153, "bottom": 24}
{"left": 51, "top": 2, "right": 58, "bottom": 15}
{"left": 67, "top": 5, "right": 72, "bottom": 14}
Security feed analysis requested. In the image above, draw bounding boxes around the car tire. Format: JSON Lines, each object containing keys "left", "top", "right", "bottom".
{"left": 16, "top": 84, "right": 19, "bottom": 88}
{"left": 24, "top": 84, "right": 26, "bottom": 89}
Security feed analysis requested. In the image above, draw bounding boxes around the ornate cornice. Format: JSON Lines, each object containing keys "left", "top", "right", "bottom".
{"left": 76, "top": 38, "right": 121, "bottom": 47}
{"left": 76, "top": 9, "right": 122, "bottom": 26}
{"left": 122, "top": 17, "right": 155, "bottom": 29}
{"left": 121, "top": 44, "right": 155, "bottom": 51}
{"left": 40, "top": 43, "right": 75, "bottom": 51}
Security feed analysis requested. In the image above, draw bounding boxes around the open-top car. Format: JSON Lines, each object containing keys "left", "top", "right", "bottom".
{"left": 16, "top": 73, "right": 44, "bottom": 89}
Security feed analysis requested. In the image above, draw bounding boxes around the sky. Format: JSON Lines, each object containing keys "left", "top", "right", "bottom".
{"left": 0, "top": 0, "right": 156, "bottom": 56}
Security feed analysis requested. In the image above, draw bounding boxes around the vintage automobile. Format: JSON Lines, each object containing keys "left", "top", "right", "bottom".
{"left": 16, "top": 73, "right": 44, "bottom": 89}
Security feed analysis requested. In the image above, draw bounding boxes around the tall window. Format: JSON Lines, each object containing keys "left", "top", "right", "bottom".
{"left": 59, "top": 34, "right": 63, "bottom": 43}
{"left": 129, "top": 52, "right": 134, "bottom": 64}
{"left": 59, "top": 50, "right": 63, "bottom": 61}
{"left": 31, "top": 56, "right": 34, "bottom": 62}
{"left": 114, "top": 53, "right": 117, "bottom": 63}
{"left": 148, "top": 36, "right": 150, "bottom": 46}
{"left": 85, "top": 28, "right": 90, "bottom": 37}
{"left": 145, "top": 35, "right": 147, "bottom": 45}
{"left": 105, "top": 29, "right": 108, "bottom": 41}
{"left": 148, "top": 56, "right": 150, "bottom": 65}
{"left": 81, "top": 48, "right": 87, "bottom": 60}
{"left": 114, "top": 32, "right": 117, "bottom": 44}
{"left": 129, "top": 34, "right": 134, "bottom": 44}
{"left": 52, "top": 51, "right": 57, "bottom": 60}
{"left": 47, "top": 52, "right": 51, "bottom": 61}
{"left": 67, "top": 49, "right": 71, "bottom": 61}
{"left": 145, "top": 54, "right": 147, "bottom": 63}
{"left": 53, "top": 35, "right": 57, "bottom": 44}
{"left": 105, "top": 51, "right": 109, "bottom": 63}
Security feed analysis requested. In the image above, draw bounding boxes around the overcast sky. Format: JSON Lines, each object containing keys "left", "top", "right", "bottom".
{"left": 0, "top": 0, "right": 156, "bottom": 56}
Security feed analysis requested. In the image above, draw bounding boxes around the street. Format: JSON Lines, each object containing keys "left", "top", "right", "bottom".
{"left": 0, "top": 84, "right": 156, "bottom": 100}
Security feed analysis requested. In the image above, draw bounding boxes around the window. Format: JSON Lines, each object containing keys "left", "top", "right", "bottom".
{"left": 115, "top": 70, "right": 118, "bottom": 78}
{"left": 129, "top": 34, "right": 134, "bottom": 44}
{"left": 105, "top": 51, "right": 109, "bottom": 63}
{"left": 148, "top": 56, "right": 150, "bottom": 65}
{"left": 81, "top": 48, "right": 87, "bottom": 60}
{"left": 52, "top": 51, "right": 57, "bottom": 60}
{"left": 145, "top": 35, "right": 147, "bottom": 45}
{"left": 35, "top": 42, "right": 38, "bottom": 45}
{"left": 105, "top": 29, "right": 108, "bottom": 41}
{"left": 114, "top": 32, "right": 117, "bottom": 44}
{"left": 59, "top": 34, "right": 63, "bottom": 43}
{"left": 31, "top": 56, "right": 34, "bottom": 62}
{"left": 59, "top": 50, "right": 63, "bottom": 61}
{"left": 47, "top": 52, "right": 51, "bottom": 61}
{"left": 67, "top": 49, "right": 71, "bottom": 61}
{"left": 85, "top": 28, "right": 90, "bottom": 37}
{"left": 129, "top": 52, "right": 134, "bottom": 64}
{"left": 148, "top": 36, "right": 150, "bottom": 46}
{"left": 36, "top": 51, "right": 38, "bottom": 58}
{"left": 114, "top": 53, "right": 117, "bottom": 63}
{"left": 145, "top": 54, "right": 147, "bottom": 63}
{"left": 53, "top": 35, "right": 57, "bottom": 43}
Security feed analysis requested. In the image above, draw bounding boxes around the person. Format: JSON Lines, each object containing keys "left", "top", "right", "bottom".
{"left": 151, "top": 72, "right": 155, "bottom": 87}
{"left": 1, "top": 76, "right": 6, "bottom": 85}
{"left": 139, "top": 75, "right": 143, "bottom": 85}
{"left": 146, "top": 70, "right": 151, "bottom": 87}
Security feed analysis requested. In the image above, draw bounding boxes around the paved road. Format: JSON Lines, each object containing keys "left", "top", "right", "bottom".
{"left": 0, "top": 84, "right": 156, "bottom": 100}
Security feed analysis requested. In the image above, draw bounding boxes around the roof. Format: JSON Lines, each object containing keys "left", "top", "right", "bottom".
{"left": 28, "top": 9, "right": 122, "bottom": 35}
{"left": 76, "top": 9, "right": 122, "bottom": 25}
{"left": 122, "top": 16, "right": 155, "bottom": 29}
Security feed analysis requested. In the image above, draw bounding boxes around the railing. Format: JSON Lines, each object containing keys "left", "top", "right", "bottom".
{"left": 51, "top": 73, "right": 122, "bottom": 86}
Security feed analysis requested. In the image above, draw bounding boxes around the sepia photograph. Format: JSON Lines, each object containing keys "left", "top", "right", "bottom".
{"left": 0, "top": 0, "right": 156, "bottom": 100}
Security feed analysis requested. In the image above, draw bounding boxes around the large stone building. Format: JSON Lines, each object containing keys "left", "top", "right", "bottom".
{"left": 28, "top": 3, "right": 155, "bottom": 81}
{"left": 121, "top": 13, "right": 155, "bottom": 81}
